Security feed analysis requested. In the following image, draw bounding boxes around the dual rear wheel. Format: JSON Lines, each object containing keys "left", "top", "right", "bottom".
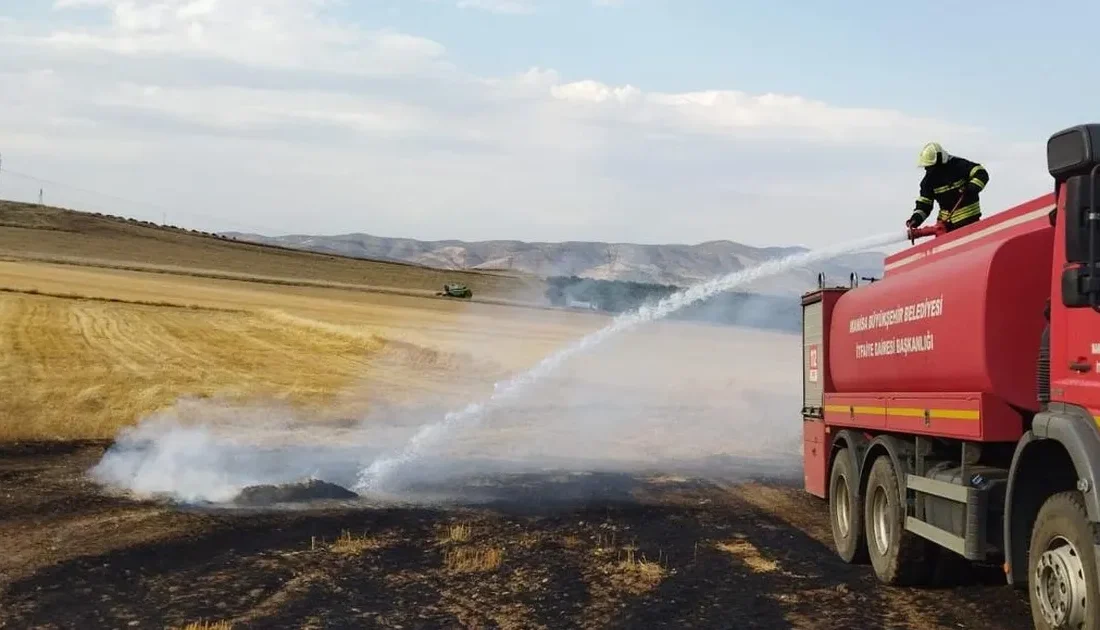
{"left": 862, "top": 454, "right": 933, "bottom": 585}
{"left": 829, "top": 447, "right": 1100, "bottom": 628}
{"left": 829, "top": 448, "right": 934, "bottom": 585}
{"left": 828, "top": 448, "right": 865, "bottom": 564}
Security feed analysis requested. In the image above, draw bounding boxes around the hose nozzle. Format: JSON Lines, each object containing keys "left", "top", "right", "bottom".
{"left": 907, "top": 221, "right": 946, "bottom": 244}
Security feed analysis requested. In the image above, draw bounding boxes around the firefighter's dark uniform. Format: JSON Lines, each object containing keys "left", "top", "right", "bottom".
{"left": 908, "top": 156, "right": 990, "bottom": 232}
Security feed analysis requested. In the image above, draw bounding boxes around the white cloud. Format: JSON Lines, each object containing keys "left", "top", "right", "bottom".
{"left": 444, "top": 0, "right": 621, "bottom": 13}
{"left": 456, "top": 0, "right": 538, "bottom": 14}
{"left": 41, "top": 0, "right": 449, "bottom": 74}
{"left": 0, "top": 0, "right": 1050, "bottom": 248}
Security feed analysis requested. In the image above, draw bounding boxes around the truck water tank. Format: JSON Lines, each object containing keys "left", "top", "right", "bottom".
{"left": 828, "top": 228, "right": 1052, "bottom": 410}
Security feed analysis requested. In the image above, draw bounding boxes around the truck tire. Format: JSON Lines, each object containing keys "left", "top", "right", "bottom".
{"left": 829, "top": 448, "right": 867, "bottom": 563}
{"left": 863, "top": 455, "right": 933, "bottom": 586}
{"left": 1028, "top": 491, "right": 1100, "bottom": 630}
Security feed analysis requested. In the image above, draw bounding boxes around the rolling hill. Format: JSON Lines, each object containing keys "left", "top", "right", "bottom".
{"left": 0, "top": 201, "right": 545, "bottom": 302}
{"left": 0, "top": 199, "right": 887, "bottom": 320}
{"left": 221, "top": 231, "right": 887, "bottom": 295}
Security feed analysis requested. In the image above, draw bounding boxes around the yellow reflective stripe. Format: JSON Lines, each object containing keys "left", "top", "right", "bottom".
{"left": 823, "top": 405, "right": 980, "bottom": 420}
{"left": 969, "top": 165, "right": 985, "bottom": 177}
{"left": 913, "top": 208, "right": 929, "bottom": 219}
{"left": 933, "top": 179, "right": 967, "bottom": 194}
{"left": 854, "top": 406, "right": 885, "bottom": 415}
{"left": 969, "top": 178, "right": 986, "bottom": 190}
{"left": 824, "top": 404, "right": 881, "bottom": 414}
{"left": 888, "top": 407, "right": 980, "bottom": 420}
{"left": 950, "top": 202, "right": 981, "bottom": 220}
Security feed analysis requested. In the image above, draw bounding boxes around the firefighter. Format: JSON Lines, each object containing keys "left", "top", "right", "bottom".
{"left": 906, "top": 142, "right": 990, "bottom": 233}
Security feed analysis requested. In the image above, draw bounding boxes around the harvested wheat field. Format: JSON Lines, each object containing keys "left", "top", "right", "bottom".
{"left": 0, "top": 201, "right": 545, "bottom": 304}
{"left": 0, "top": 225, "right": 1035, "bottom": 628}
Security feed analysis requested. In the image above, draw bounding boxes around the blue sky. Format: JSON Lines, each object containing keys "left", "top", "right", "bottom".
{"left": 362, "top": 0, "right": 1099, "bottom": 135}
{"left": 0, "top": 1, "right": 1089, "bottom": 247}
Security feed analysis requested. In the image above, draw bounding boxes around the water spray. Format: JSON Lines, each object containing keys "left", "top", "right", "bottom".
{"left": 354, "top": 230, "right": 907, "bottom": 494}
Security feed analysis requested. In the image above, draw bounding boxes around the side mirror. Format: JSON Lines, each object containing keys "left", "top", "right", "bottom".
{"left": 1063, "top": 173, "right": 1100, "bottom": 264}
{"left": 1048, "top": 124, "right": 1100, "bottom": 310}
{"left": 1062, "top": 170, "right": 1100, "bottom": 309}
{"left": 1062, "top": 268, "right": 1094, "bottom": 307}
{"left": 1048, "top": 124, "right": 1100, "bottom": 180}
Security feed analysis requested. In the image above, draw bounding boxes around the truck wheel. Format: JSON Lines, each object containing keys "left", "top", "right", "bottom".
{"left": 863, "top": 455, "right": 932, "bottom": 585}
{"left": 1029, "top": 491, "right": 1100, "bottom": 630}
{"left": 829, "top": 448, "right": 867, "bottom": 563}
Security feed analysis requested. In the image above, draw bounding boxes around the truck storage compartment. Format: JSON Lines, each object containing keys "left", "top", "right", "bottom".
{"left": 802, "top": 418, "right": 827, "bottom": 498}
{"left": 801, "top": 287, "right": 847, "bottom": 416}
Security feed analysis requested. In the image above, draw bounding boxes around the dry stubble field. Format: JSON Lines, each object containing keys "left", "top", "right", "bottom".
{"left": 0, "top": 204, "right": 1038, "bottom": 629}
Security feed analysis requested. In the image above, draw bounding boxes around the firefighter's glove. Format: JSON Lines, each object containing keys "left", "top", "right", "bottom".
{"left": 906, "top": 213, "right": 922, "bottom": 229}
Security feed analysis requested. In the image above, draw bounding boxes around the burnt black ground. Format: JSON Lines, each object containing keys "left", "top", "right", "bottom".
{"left": 233, "top": 480, "right": 360, "bottom": 506}
{"left": 0, "top": 442, "right": 1035, "bottom": 629}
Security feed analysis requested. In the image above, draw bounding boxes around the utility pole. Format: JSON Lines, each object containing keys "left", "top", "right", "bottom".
{"left": 38, "top": 189, "right": 43, "bottom": 206}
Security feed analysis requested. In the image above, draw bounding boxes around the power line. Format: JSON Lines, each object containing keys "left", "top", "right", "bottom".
{"left": 0, "top": 165, "right": 296, "bottom": 236}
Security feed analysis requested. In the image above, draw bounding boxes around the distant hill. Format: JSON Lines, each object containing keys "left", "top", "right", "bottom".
{"left": 221, "top": 232, "right": 887, "bottom": 295}
{"left": 0, "top": 201, "right": 544, "bottom": 302}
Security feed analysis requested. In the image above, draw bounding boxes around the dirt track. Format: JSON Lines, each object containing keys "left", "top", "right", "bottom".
{"left": 0, "top": 442, "right": 1036, "bottom": 629}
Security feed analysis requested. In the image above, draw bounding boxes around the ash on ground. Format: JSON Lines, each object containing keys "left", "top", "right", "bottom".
{"left": 233, "top": 479, "right": 359, "bottom": 506}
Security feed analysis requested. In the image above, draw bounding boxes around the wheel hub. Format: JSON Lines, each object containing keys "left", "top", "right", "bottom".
{"left": 1034, "top": 536, "right": 1088, "bottom": 628}
{"left": 834, "top": 476, "right": 850, "bottom": 538}
{"left": 871, "top": 485, "right": 892, "bottom": 556}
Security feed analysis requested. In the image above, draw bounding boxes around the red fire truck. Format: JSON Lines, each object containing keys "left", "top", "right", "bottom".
{"left": 801, "top": 123, "right": 1100, "bottom": 629}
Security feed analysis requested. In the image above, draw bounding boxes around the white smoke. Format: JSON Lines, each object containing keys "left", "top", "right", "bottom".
{"left": 355, "top": 231, "right": 904, "bottom": 493}
{"left": 88, "top": 231, "right": 904, "bottom": 505}
{"left": 88, "top": 398, "right": 380, "bottom": 503}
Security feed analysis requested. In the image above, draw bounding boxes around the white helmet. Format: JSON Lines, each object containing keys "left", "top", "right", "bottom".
{"left": 917, "top": 142, "right": 951, "bottom": 167}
